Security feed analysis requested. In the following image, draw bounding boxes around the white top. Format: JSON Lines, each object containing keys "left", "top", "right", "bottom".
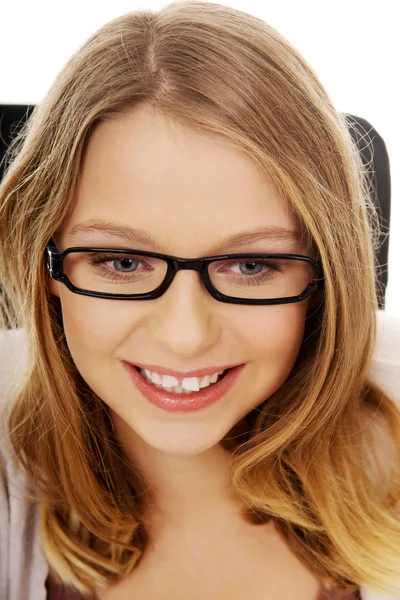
{"left": 1, "top": 310, "right": 400, "bottom": 600}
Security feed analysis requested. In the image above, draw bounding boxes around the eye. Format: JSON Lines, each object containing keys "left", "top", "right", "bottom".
{"left": 105, "top": 257, "right": 139, "bottom": 272}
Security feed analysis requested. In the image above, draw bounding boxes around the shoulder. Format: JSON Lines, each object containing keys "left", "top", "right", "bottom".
{"left": 0, "top": 325, "right": 30, "bottom": 498}
{"left": 370, "top": 310, "right": 400, "bottom": 406}
{"left": 0, "top": 327, "right": 29, "bottom": 421}
{"left": 0, "top": 327, "right": 48, "bottom": 599}
{"left": 0, "top": 326, "right": 30, "bottom": 485}
{"left": 0, "top": 326, "right": 31, "bottom": 512}
{"left": 0, "top": 326, "right": 29, "bottom": 390}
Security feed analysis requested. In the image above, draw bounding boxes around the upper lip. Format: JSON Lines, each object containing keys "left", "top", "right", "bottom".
{"left": 125, "top": 362, "right": 243, "bottom": 379}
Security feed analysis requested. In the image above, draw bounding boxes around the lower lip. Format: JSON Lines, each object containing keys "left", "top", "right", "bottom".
{"left": 122, "top": 362, "right": 246, "bottom": 413}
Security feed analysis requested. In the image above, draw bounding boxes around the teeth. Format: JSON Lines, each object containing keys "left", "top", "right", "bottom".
{"left": 150, "top": 371, "right": 163, "bottom": 385}
{"left": 209, "top": 372, "right": 219, "bottom": 384}
{"left": 161, "top": 374, "right": 181, "bottom": 388}
{"left": 139, "top": 368, "right": 226, "bottom": 393}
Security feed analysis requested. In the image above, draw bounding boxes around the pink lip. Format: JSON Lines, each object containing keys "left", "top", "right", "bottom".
{"left": 129, "top": 362, "right": 242, "bottom": 379}
{"left": 122, "top": 361, "right": 246, "bottom": 413}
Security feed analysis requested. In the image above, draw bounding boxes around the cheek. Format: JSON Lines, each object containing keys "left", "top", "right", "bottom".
{"left": 59, "top": 295, "right": 137, "bottom": 357}
{"left": 239, "top": 303, "right": 308, "bottom": 378}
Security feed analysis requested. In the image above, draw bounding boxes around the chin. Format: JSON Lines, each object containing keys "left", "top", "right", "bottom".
{"left": 114, "top": 410, "right": 235, "bottom": 458}
{"left": 142, "top": 427, "right": 226, "bottom": 456}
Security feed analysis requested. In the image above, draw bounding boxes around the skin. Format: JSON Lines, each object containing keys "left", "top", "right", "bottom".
{"left": 49, "top": 105, "right": 318, "bottom": 534}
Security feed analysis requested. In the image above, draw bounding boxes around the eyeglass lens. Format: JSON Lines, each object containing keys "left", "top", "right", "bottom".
{"left": 62, "top": 251, "right": 314, "bottom": 300}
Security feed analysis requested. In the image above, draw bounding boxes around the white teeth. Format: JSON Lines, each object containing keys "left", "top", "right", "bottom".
{"left": 199, "top": 375, "right": 212, "bottom": 389}
{"left": 209, "top": 372, "right": 219, "bottom": 384}
{"left": 150, "top": 372, "right": 163, "bottom": 385}
{"left": 139, "top": 368, "right": 226, "bottom": 393}
{"left": 181, "top": 377, "right": 201, "bottom": 392}
{"left": 161, "top": 374, "right": 180, "bottom": 388}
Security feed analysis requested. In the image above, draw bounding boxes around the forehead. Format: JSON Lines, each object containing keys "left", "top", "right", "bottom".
{"left": 59, "top": 106, "right": 309, "bottom": 254}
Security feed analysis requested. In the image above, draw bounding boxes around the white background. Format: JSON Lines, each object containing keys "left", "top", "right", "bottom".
{"left": 1, "top": 1, "right": 398, "bottom": 316}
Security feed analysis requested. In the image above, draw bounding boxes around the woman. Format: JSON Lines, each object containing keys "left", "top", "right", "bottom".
{"left": 0, "top": 1, "right": 399, "bottom": 599}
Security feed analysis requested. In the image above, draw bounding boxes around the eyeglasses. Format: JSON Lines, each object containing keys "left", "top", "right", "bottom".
{"left": 44, "top": 239, "right": 324, "bottom": 306}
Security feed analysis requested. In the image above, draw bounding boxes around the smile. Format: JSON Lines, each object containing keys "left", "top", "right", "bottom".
{"left": 122, "top": 361, "right": 246, "bottom": 413}
{"left": 134, "top": 365, "right": 228, "bottom": 394}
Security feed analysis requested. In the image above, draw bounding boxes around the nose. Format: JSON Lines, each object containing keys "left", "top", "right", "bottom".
{"left": 147, "top": 269, "right": 220, "bottom": 358}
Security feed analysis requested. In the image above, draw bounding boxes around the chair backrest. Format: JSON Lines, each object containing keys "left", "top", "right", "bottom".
{"left": 0, "top": 105, "right": 391, "bottom": 309}
{"left": 0, "top": 104, "right": 35, "bottom": 180}
{"left": 344, "top": 114, "right": 391, "bottom": 309}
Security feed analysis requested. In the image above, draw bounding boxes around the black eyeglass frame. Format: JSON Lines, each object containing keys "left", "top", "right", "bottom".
{"left": 45, "top": 239, "right": 324, "bottom": 306}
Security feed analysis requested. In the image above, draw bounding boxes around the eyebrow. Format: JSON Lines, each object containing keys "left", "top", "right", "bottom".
{"left": 66, "top": 219, "right": 304, "bottom": 254}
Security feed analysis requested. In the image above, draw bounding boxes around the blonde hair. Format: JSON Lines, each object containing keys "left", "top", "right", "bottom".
{"left": 1, "top": 1, "right": 399, "bottom": 596}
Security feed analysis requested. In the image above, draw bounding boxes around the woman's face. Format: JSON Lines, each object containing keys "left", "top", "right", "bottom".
{"left": 49, "top": 105, "right": 316, "bottom": 456}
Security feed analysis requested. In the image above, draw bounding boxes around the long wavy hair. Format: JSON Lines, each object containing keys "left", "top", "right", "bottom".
{"left": 1, "top": 1, "right": 399, "bottom": 596}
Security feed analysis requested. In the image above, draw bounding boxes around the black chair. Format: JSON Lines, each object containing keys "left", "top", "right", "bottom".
{"left": 0, "top": 105, "right": 391, "bottom": 309}
{"left": 0, "top": 104, "right": 35, "bottom": 180}
{"left": 345, "top": 113, "right": 391, "bottom": 309}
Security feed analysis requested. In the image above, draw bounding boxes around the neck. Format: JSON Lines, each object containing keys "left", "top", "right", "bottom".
{"left": 110, "top": 412, "right": 250, "bottom": 531}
